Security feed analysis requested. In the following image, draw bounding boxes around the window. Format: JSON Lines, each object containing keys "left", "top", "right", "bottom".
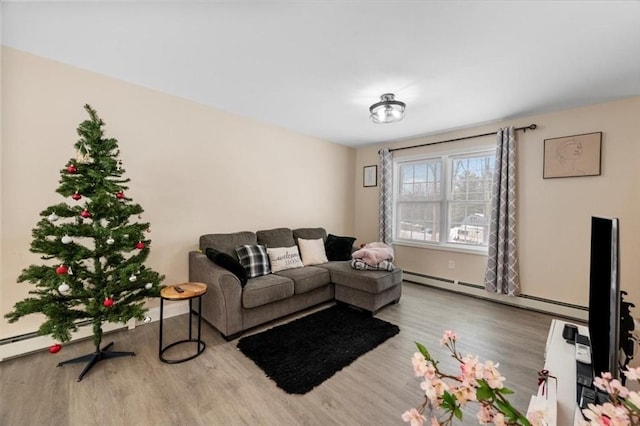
{"left": 393, "top": 148, "right": 495, "bottom": 250}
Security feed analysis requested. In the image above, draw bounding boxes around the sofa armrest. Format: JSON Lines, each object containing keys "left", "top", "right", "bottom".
{"left": 188, "top": 251, "right": 243, "bottom": 337}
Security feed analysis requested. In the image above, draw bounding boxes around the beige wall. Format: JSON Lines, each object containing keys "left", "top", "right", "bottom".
{"left": 0, "top": 47, "right": 356, "bottom": 338}
{"left": 2, "top": 45, "right": 639, "bottom": 340}
{"left": 355, "top": 97, "right": 640, "bottom": 315}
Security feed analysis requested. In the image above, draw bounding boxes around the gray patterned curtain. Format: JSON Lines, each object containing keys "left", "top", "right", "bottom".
{"left": 484, "top": 127, "right": 520, "bottom": 295}
{"left": 378, "top": 149, "right": 393, "bottom": 243}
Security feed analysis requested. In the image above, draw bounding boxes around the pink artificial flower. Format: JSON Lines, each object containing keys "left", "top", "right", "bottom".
{"left": 476, "top": 404, "right": 494, "bottom": 424}
{"left": 593, "top": 372, "right": 613, "bottom": 393}
{"left": 459, "top": 355, "right": 483, "bottom": 382}
{"left": 440, "top": 330, "right": 458, "bottom": 345}
{"left": 401, "top": 408, "right": 426, "bottom": 426}
{"left": 527, "top": 409, "right": 549, "bottom": 426}
{"left": 624, "top": 366, "right": 640, "bottom": 382}
{"left": 582, "top": 402, "right": 630, "bottom": 426}
{"left": 420, "top": 377, "right": 449, "bottom": 403}
{"left": 493, "top": 412, "right": 507, "bottom": 426}
{"left": 451, "top": 384, "right": 477, "bottom": 405}
{"left": 421, "top": 380, "right": 438, "bottom": 402}
{"left": 594, "top": 373, "right": 629, "bottom": 398}
{"left": 412, "top": 352, "right": 428, "bottom": 377}
{"left": 430, "top": 417, "right": 441, "bottom": 426}
{"left": 608, "top": 379, "right": 629, "bottom": 398}
{"left": 423, "top": 363, "right": 437, "bottom": 380}
{"left": 627, "top": 391, "right": 640, "bottom": 408}
{"left": 412, "top": 353, "right": 438, "bottom": 380}
{"left": 483, "top": 360, "right": 505, "bottom": 390}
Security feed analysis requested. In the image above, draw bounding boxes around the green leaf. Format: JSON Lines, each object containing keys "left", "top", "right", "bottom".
{"left": 476, "top": 381, "right": 494, "bottom": 402}
{"left": 441, "top": 391, "right": 457, "bottom": 408}
{"left": 517, "top": 414, "right": 532, "bottom": 426}
{"left": 453, "top": 406, "right": 463, "bottom": 420}
{"left": 415, "top": 342, "right": 431, "bottom": 360}
{"left": 495, "top": 399, "right": 517, "bottom": 418}
{"left": 622, "top": 399, "right": 639, "bottom": 412}
{"left": 499, "top": 387, "right": 515, "bottom": 395}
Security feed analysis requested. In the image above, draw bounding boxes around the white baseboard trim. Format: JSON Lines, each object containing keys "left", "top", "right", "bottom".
{"left": 0, "top": 300, "right": 189, "bottom": 361}
{"left": 404, "top": 271, "right": 588, "bottom": 322}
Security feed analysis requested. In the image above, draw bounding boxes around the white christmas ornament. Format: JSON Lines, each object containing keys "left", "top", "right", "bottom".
{"left": 106, "top": 237, "right": 115, "bottom": 245}
{"left": 58, "top": 283, "right": 70, "bottom": 293}
{"left": 67, "top": 267, "right": 73, "bottom": 275}
{"left": 145, "top": 283, "right": 153, "bottom": 290}
{"left": 48, "top": 213, "right": 59, "bottom": 222}
{"left": 143, "top": 316, "right": 152, "bottom": 324}
{"left": 129, "top": 274, "right": 137, "bottom": 282}
{"left": 61, "top": 235, "right": 73, "bottom": 244}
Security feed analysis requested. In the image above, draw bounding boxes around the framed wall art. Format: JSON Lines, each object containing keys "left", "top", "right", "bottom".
{"left": 543, "top": 132, "right": 602, "bottom": 179}
{"left": 363, "top": 165, "right": 377, "bottom": 187}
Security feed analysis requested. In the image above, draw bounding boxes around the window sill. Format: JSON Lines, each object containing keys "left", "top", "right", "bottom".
{"left": 392, "top": 240, "right": 489, "bottom": 256}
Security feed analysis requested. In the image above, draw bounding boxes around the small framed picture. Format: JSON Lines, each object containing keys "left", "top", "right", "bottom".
{"left": 363, "top": 165, "right": 377, "bottom": 187}
{"left": 543, "top": 132, "right": 602, "bottom": 179}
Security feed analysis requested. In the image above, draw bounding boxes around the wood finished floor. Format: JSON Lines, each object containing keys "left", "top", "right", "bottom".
{"left": 0, "top": 283, "right": 554, "bottom": 426}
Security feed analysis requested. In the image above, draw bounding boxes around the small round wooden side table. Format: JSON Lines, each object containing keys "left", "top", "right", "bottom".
{"left": 159, "top": 282, "right": 207, "bottom": 364}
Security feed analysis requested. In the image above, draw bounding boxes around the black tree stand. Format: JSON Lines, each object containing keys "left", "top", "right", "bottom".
{"left": 57, "top": 323, "right": 135, "bottom": 382}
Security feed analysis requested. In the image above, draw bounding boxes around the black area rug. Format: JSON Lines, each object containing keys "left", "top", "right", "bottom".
{"left": 237, "top": 304, "right": 400, "bottom": 394}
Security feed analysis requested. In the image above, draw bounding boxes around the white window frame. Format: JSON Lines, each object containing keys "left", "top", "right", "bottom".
{"left": 392, "top": 145, "right": 495, "bottom": 255}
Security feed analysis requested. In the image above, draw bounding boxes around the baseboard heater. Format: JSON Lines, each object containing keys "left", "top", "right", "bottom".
{"left": 0, "top": 300, "right": 189, "bottom": 361}
{"left": 403, "top": 270, "right": 588, "bottom": 322}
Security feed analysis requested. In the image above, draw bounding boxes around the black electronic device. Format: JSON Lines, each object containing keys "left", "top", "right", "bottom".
{"left": 576, "top": 356, "right": 594, "bottom": 405}
{"left": 563, "top": 324, "right": 578, "bottom": 343}
{"left": 588, "top": 217, "right": 621, "bottom": 379}
{"left": 174, "top": 286, "right": 184, "bottom": 293}
{"left": 576, "top": 334, "right": 592, "bottom": 364}
{"left": 579, "top": 386, "right": 597, "bottom": 409}
{"left": 576, "top": 360, "right": 593, "bottom": 388}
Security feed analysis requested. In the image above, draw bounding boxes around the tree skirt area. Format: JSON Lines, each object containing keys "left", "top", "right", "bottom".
{"left": 236, "top": 304, "right": 400, "bottom": 394}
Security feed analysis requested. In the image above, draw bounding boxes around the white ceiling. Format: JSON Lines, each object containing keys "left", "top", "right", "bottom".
{"left": 2, "top": 1, "right": 640, "bottom": 147}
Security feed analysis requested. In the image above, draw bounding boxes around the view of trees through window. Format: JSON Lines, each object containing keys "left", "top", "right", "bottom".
{"left": 394, "top": 149, "right": 495, "bottom": 247}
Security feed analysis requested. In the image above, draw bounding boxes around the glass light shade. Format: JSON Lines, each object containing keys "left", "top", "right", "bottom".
{"left": 370, "top": 93, "right": 406, "bottom": 124}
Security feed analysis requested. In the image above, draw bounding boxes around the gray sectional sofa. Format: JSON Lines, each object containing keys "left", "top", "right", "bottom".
{"left": 188, "top": 227, "right": 402, "bottom": 340}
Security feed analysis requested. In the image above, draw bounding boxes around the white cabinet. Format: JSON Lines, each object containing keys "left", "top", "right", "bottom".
{"left": 527, "top": 319, "right": 586, "bottom": 425}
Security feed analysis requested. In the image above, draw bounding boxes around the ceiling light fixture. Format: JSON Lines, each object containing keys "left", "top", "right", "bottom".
{"left": 369, "top": 93, "right": 406, "bottom": 124}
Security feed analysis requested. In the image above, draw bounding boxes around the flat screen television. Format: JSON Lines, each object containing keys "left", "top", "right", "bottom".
{"left": 588, "top": 216, "right": 620, "bottom": 379}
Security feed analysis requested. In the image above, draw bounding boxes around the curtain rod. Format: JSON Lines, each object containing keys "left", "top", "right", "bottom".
{"left": 385, "top": 124, "right": 537, "bottom": 153}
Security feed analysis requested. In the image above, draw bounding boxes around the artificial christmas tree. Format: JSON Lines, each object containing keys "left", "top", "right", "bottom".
{"left": 5, "top": 105, "right": 164, "bottom": 381}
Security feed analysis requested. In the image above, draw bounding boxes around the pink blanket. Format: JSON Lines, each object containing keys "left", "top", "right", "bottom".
{"left": 351, "top": 242, "right": 394, "bottom": 267}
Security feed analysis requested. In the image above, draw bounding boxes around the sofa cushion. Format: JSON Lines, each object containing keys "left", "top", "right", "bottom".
{"left": 297, "top": 238, "right": 328, "bottom": 265}
{"left": 320, "top": 261, "right": 402, "bottom": 294}
{"left": 257, "top": 227, "right": 296, "bottom": 248}
{"left": 293, "top": 227, "right": 327, "bottom": 242}
{"left": 236, "top": 245, "right": 271, "bottom": 278}
{"left": 266, "top": 246, "right": 304, "bottom": 272}
{"left": 242, "top": 274, "right": 294, "bottom": 308}
{"left": 200, "top": 232, "right": 257, "bottom": 261}
{"left": 275, "top": 266, "right": 331, "bottom": 294}
{"left": 205, "top": 248, "right": 249, "bottom": 287}
{"left": 325, "top": 234, "right": 357, "bottom": 261}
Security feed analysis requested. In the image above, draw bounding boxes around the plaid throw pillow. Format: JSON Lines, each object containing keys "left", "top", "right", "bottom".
{"left": 235, "top": 244, "right": 271, "bottom": 278}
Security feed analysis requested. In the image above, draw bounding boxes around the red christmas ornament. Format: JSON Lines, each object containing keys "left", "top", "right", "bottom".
{"left": 103, "top": 298, "right": 114, "bottom": 308}
{"left": 55, "top": 265, "right": 68, "bottom": 275}
{"left": 116, "top": 191, "right": 125, "bottom": 199}
{"left": 136, "top": 241, "right": 145, "bottom": 250}
{"left": 72, "top": 192, "right": 82, "bottom": 200}
{"left": 66, "top": 165, "right": 77, "bottom": 174}
{"left": 49, "top": 344, "right": 62, "bottom": 354}
{"left": 80, "top": 209, "right": 91, "bottom": 218}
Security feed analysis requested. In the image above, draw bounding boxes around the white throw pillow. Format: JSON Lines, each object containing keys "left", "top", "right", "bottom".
{"left": 266, "top": 246, "right": 305, "bottom": 272}
{"left": 297, "top": 238, "right": 328, "bottom": 266}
